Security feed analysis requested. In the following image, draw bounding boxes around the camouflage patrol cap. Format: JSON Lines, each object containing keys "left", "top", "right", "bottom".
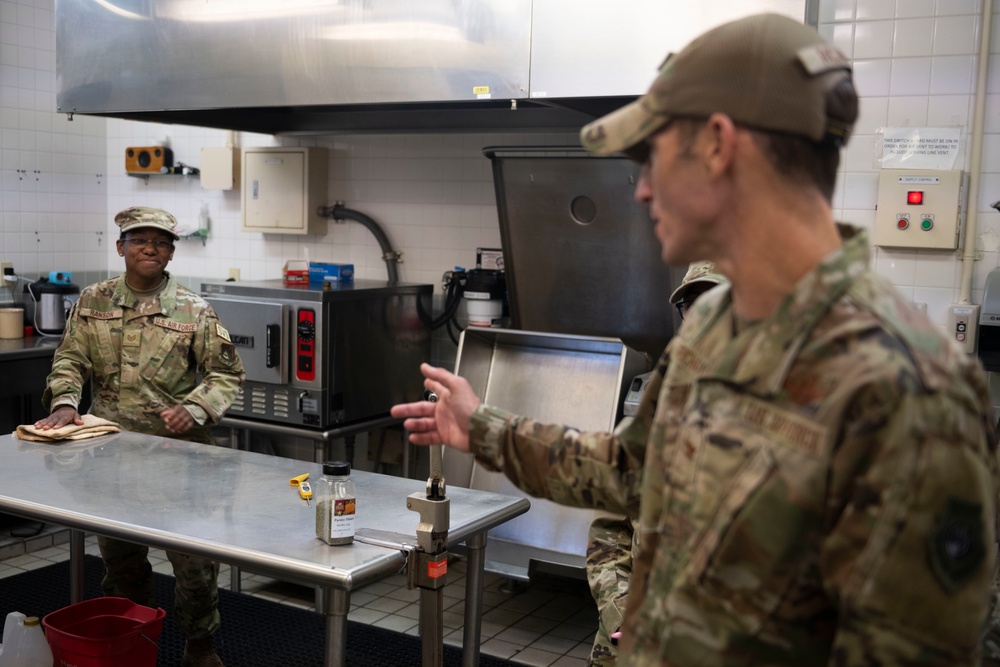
{"left": 580, "top": 13, "right": 855, "bottom": 160}
{"left": 669, "top": 261, "right": 726, "bottom": 305}
{"left": 114, "top": 206, "right": 180, "bottom": 240}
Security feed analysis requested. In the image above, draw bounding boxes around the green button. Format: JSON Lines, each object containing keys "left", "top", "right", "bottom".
{"left": 921, "top": 219, "right": 933, "bottom": 231}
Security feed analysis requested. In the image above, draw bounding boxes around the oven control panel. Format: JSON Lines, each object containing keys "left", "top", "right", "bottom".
{"left": 296, "top": 308, "right": 316, "bottom": 382}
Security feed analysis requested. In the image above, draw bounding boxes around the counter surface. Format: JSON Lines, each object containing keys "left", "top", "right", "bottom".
{"left": 0, "top": 431, "right": 529, "bottom": 667}
{"left": 0, "top": 335, "right": 60, "bottom": 362}
{"left": 0, "top": 430, "right": 527, "bottom": 588}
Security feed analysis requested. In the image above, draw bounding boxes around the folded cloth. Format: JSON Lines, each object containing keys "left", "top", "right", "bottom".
{"left": 15, "top": 414, "right": 121, "bottom": 442}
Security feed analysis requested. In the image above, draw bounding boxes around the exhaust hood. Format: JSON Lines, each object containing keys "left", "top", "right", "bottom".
{"left": 55, "top": 0, "right": 630, "bottom": 134}
{"left": 56, "top": 0, "right": 808, "bottom": 135}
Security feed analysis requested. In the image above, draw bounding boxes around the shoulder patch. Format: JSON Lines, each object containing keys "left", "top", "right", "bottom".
{"left": 80, "top": 308, "right": 121, "bottom": 320}
{"left": 153, "top": 317, "right": 198, "bottom": 333}
{"left": 928, "top": 496, "right": 986, "bottom": 594}
{"left": 216, "top": 323, "right": 231, "bottom": 342}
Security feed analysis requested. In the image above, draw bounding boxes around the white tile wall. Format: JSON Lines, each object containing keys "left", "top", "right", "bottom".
{"left": 2, "top": 0, "right": 999, "bottom": 342}
{"left": 823, "top": 0, "right": 994, "bottom": 332}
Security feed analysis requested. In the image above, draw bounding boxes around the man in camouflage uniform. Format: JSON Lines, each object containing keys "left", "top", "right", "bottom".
{"left": 394, "top": 13, "right": 999, "bottom": 666}
{"left": 35, "top": 206, "right": 245, "bottom": 667}
{"left": 587, "top": 261, "right": 726, "bottom": 666}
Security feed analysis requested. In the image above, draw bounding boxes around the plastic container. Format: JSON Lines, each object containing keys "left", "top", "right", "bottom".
{"left": 315, "top": 460, "right": 356, "bottom": 545}
{"left": 0, "top": 611, "right": 26, "bottom": 665}
{"left": 42, "top": 597, "right": 166, "bottom": 667}
{"left": 0, "top": 615, "right": 51, "bottom": 667}
{"left": 0, "top": 308, "right": 23, "bottom": 339}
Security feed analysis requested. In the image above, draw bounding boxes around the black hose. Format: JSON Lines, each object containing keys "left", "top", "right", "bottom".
{"left": 320, "top": 205, "right": 400, "bottom": 283}
{"left": 417, "top": 274, "right": 465, "bottom": 330}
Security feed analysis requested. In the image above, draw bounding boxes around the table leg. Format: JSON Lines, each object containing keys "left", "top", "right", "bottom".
{"left": 315, "top": 585, "right": 325, "bottom": 614}
{"left": 70, "top": 529, "right": 85, "bottom": 603}
{"left": 462, "top": 531, "right": 487, "bottom": 667}
{"left": 420, "top": 586, "right": 444, "bottom": 667}
{"left": 230, "top": 564, "right": 241, "bottom": 593}
{"left": 323, "top": 586, "right": 349, "bottom": 667}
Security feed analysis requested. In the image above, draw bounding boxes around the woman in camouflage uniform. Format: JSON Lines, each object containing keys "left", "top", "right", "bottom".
{"left": 35, "top": 206, "right": 245, "bottom": 667}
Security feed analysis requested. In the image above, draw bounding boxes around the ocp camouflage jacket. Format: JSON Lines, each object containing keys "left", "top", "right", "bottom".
{"left": 43, "top": 273, "right": 245, "bottom": 445}
{"left": 469, "top": 225, "right": 999, "bottom": 666}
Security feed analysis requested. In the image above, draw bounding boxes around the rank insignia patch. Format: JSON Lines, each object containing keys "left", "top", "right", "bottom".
{"left": 220, "top": 343, "right": 237, "bottom": 366}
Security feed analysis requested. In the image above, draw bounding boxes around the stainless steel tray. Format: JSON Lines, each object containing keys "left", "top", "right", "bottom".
{"left": 445, "top": 327, "right": 647, "bottom": 579}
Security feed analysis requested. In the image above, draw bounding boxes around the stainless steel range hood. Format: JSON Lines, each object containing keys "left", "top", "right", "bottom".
{"left": 55, "top": 0, "right": 809, "bottom": 135}
{"left": 55, "top": 0, "right": 629, "bottom": 134}
{"left": 58, "top": 98, "right": 635, "bottom": 136}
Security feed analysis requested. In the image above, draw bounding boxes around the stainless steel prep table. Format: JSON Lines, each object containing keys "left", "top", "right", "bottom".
{"left": 0, "top": 431, "right": 530, "bottom": 667}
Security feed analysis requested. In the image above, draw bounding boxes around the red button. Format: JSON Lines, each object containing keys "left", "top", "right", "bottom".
{"left": 897, "top": 218, "right": 909, "bottom": 230}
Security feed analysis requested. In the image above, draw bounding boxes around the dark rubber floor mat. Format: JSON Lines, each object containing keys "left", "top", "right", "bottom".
{"left": 0, "top": 555, "right": 518, "bottom": 666}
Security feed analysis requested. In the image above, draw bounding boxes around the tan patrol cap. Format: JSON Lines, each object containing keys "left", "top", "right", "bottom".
{"left": 114, "top": 206, "right": 180, "bottom": 240}
{"left": 581, "top": 13, "right": 855, "bottom": 159}
{"left": 669, "top": 261, "right": 726, "bottom": 305}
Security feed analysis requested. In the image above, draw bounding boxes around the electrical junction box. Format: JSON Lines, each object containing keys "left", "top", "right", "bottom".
{"left": 874, "top": 169, "right": 963, "bottom": 250}
{"left": 200, "top": 146, "right": 240, "bottom": 190}
{"left": 241, "top": 147, "right": 328, "bottom": 235}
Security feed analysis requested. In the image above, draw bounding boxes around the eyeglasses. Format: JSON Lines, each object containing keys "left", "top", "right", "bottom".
{"left": 125, "top": 238, "right": 174, "bottom": 251}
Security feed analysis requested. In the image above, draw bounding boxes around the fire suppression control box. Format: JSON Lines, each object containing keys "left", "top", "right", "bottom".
{"left": 874, "top": 169, "right": 964, "bottom": 250}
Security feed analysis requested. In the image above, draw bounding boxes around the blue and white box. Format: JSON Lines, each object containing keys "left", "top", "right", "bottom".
{"left": 309, "top": 262, "right": 354, "bottom": 285}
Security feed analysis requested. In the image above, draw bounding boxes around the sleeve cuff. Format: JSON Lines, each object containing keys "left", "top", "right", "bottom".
{"left": 183, "top": 404, "right": 209, "bottom": 426}
{"left": 50, "top": 398, "right": 80, "bottom": 412}
{"left": 469, "top": 404, "right": 517, "bottom": 471}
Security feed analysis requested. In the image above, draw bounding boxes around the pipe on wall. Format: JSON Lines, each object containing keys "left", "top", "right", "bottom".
{"left": 958, "top": 0, "right": 994, "bottom": 304}
{"left": 318, "top": 204, "right": 402, "bottom": 284}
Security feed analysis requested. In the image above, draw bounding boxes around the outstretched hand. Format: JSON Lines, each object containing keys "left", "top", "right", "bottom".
{"left": 390, "top": 363, "right": 481, "bottom": 452}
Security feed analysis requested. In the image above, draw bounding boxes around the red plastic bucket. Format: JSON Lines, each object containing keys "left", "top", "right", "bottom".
{"left": 42, "top": 597, "right": 166, "bottom": 667}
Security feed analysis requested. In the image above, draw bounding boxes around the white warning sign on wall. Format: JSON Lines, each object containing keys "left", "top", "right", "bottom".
{"left": 878, "top": 127, "right": 961, "bottom": 170}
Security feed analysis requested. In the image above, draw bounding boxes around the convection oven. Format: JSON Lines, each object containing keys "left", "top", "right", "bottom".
{"left": 201, "top": 279, "right": 432, "bottom": 429}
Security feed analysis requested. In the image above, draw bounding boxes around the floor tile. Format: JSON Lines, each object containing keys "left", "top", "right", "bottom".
{"left": 480, "top": 637, "right": 522, "bottom": 659}
{"left": 510, "top": 646, "right": 562, "bottom": 666}
{"left": 364, "top": 596, "right": 410, "bottom": 614}
{"left": 527, "top": 633, "right": 579, "bottom": 655}
{"left": 372, "top": 613, "right": 419, "bottom": 634}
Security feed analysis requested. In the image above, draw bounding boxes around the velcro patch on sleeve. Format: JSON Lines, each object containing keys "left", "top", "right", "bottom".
{"left": 216, "top": 323, "right": 232, "bottom": 342}
{"left": 80, "top": 308, "right": 121, "bottom": 320}
{"left": 154, "top": 317, "right": 198, "bottom": 333}
{"left": 928, "top": 497, "right": 986, "bottom": 594}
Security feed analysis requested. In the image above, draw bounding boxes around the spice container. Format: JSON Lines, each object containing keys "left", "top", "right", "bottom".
{"left": 315, "top": 461, "right": 356, "bottom": 545}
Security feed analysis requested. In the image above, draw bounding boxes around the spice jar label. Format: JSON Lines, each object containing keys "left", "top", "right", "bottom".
{"left": 330, "top": 498, "right": 356, "bottom": 539}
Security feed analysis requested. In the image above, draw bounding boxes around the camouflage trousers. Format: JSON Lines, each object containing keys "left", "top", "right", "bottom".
{"left": 984, "top": 564, "right": 1000, "bottom": 666}
{"left": 585, "top": 511, "right": 638, "bottom": 666}
{"left": 98, "top": 535, "right": 221, "bottom": 639}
